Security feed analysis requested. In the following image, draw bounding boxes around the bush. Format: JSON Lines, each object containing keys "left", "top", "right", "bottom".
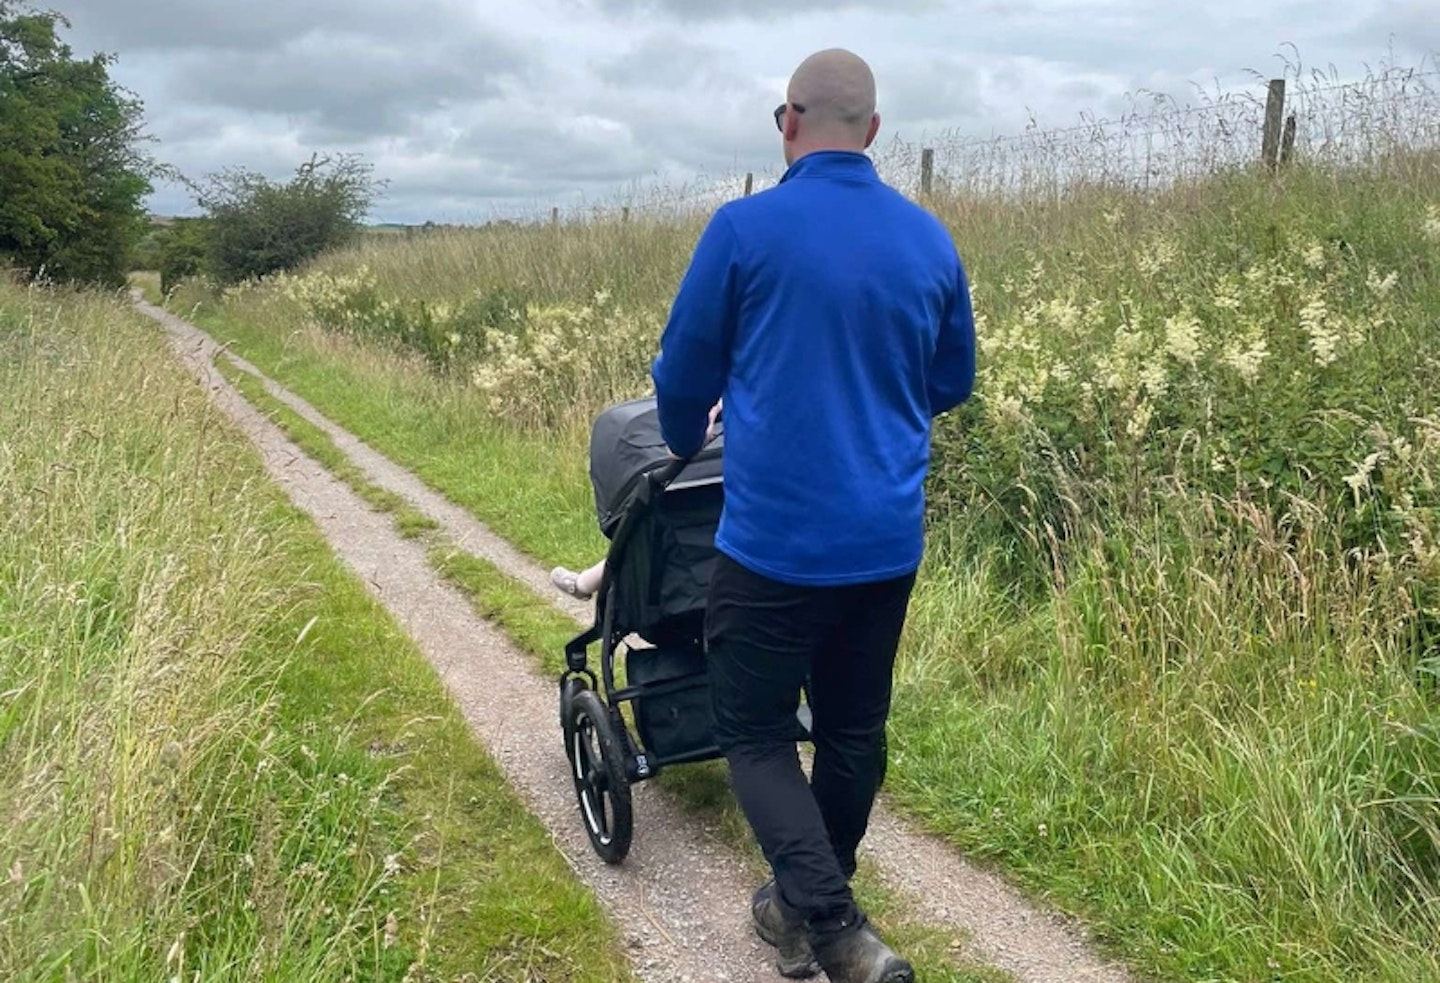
{"left": 190, "top": 154, "right": 384, "bottom": 285}
{"left": 154, "top": 218, "right": 210, "bottom": 296}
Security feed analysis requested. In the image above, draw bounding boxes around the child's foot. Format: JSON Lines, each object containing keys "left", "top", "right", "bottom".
{"left": 550, "top": 566, "right": 593, "bottom": 600}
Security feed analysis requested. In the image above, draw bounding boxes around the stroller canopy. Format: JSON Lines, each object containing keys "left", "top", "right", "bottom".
{"left": 589, "top": 396, "right": 723, "bottom": 537}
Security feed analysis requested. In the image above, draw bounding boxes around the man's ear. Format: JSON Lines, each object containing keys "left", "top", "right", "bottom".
{"left": 864, "top": 113, "right": 880, "bottom": 149}
{"left": 785, "top": 109, "right": 801, "bottom": 142}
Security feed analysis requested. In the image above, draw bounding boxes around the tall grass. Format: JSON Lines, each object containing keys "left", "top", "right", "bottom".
{"left": 0, "top": 283, "right": 633, "bottom": 982}
{"left": 0, "top": 284, "right": 431, "bottom": 979}
{"left": 167, "top": 66, "right": 1440, "bottom": 981}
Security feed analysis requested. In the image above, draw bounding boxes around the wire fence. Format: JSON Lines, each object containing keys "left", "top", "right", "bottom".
{"left": 533, "top": 56, "right": 1440, "bottom": 225}
{"left": 885, "top": 60, "right": 1440, "bottom": 199}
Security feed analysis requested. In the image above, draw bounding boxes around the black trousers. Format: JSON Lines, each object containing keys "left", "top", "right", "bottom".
{"left": 704, "top": 551, "right": 917, "bottom": 925}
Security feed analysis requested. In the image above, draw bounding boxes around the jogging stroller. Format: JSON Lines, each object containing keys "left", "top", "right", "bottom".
{"left": 558, "top": 396, "right": 811, "bottom": 863}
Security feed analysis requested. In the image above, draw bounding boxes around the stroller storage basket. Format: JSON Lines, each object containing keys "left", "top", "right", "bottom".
{"left": 623, "top": 646, "right": 716, "bottom": 763}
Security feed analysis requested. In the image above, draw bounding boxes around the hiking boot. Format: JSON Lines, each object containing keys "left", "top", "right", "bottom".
{"left": 811, "top": 912, "right": 913, "bottom": 983}
{"left": 751, "top": 880, "right": 820, "bottom": 979}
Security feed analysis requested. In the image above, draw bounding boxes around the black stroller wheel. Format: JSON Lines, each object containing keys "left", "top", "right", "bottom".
{"left": 564, "top": 689, "right": 633, "bottom": 864}
{"left": 559, "top": 675, "right": 586, "bottom": 729}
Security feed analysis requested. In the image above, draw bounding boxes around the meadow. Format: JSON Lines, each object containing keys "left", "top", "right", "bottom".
{"left": 158, "top": 66, "right": 1440, "bottom": 982}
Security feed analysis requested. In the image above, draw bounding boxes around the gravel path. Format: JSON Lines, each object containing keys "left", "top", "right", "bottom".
{"left": 138, "top": 297, "right": 1139, "bottom": 983}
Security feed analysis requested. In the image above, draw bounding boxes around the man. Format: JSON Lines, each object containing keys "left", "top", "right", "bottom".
{"left": 650, "top": 48, "right": 976, "bottom": 983}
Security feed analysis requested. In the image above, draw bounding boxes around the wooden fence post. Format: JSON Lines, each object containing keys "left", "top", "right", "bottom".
{"left": 920, "top": 148, "right": 934, "bottom": 196}
{"left": 622, "top": 206, "right": 630, "bottom": 223}
{"left": 551, "top": 206, "right": 559, "bottom": 225}
{"left": 743, "top": 172, "right": 754, "bottom": 196}
{"left": 1279, "top": 112, "right": 1297, "bottom": 167}
{"left": 1261, "top": 79, "right": 1286, "bottom": 173}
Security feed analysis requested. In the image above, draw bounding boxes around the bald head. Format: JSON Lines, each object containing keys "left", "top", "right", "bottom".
{"left": 786, "top": 48, "right": 878, "bottom": 148}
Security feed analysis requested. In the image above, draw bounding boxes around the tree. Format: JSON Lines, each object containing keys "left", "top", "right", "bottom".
{"left": 0, "top": 2, "right": 157, "bottom": 287}
{"left": 148, "top": 218, "right": 209, "bottom": 295}
{"left": 189, "top": 153, "right": 383, "bottom": 284}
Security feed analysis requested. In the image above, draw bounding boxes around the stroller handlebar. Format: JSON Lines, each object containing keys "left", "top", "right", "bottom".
{"left": 649, "top": 453, "right": 691, "bottom": 488}
{"left": 649, "top": 425, "right": 722, "bottom": 489}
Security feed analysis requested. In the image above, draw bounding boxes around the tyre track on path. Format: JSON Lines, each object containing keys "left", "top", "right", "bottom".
{"left": 138, "top": 297, "right": 1137, "bottom": 983}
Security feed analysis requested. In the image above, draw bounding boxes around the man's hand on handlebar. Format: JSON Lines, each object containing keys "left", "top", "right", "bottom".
{"left": 666, "top": 399, "right": 723, "bottom": 460}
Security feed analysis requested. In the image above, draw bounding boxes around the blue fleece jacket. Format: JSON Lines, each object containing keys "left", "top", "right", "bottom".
{"left": 650, "top": 150, "right": 976, "bottom": 586}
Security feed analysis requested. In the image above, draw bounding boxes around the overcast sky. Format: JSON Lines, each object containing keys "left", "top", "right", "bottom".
{"left": 48, "top": 0, "right": 1440, "bottom": 224}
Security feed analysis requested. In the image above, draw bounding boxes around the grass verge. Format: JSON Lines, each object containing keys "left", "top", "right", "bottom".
{"left": 126, "top": 270, "right": 162, "bottom": 305}
{"left": 0, "top": 283, "right": 632, "bottom": 981}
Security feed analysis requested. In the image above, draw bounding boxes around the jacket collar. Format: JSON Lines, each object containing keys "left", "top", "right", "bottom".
{"left": 777, "top": 150, "right": 879, "bottom": 185}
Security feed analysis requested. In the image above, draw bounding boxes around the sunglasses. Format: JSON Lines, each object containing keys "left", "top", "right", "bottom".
{"left": 773, "top": 102, "right": 806, "bottom": 132}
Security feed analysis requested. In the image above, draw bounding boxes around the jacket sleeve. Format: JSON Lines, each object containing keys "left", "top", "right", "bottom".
{"left": 928, "top": 255, "right": 977, "bottom": 417}
{"left": 650, "top": 211, "right": 740, "bottom": 458}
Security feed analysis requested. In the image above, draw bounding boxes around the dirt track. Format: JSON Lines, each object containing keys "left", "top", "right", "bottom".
{"left": 138, "top": 296, "right": 1138, "bottom": 983}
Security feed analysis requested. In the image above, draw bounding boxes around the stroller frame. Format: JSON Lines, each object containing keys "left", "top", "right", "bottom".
{"left": 558, "top": 449, "right": 811, "bottom": 864}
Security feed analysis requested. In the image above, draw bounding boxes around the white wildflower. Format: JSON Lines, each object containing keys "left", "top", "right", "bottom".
{"left": 1302, "top": 242, "right": 1327, "bottom": 270}
{"left": 1045, "top": 297, "right": 1083, "bottom": 335}
{"left": 1114, "top": 321, "right": 1147, "bottom": 357}
{"left": 1136, "top": 240, "right": 1176, "bottom": 278}
{"left": 1338, "top": 312, "right": 1366, "bottom": 346}
{"left": 1138, "top": 361, "right": 1169, "bottom": 398}
{"left": 1424, "top": 204, "right": 1440, "bottom": 243}
{"left": 1221, "top": 333, "right": 1269, "bottom": 385}
{"left": 1365, "top": 268, "right": 1399, "bottom": 298}
{"left": 1342, "top": 451, "right": 1385, "bottom": 497}
{"left": 993, "top": 394, "right": 1028, "bottom": 425}
{"left": 1163, "top": 311, "right": 1201, "bottom": 367}
{"left": 1299, "top": 297, "right": 1340, "bottom": 366}
{"left": 1127, "top": 400, "right": 1153, "bottom": 440}
{"left": 1212, "top": 277, "right": 1243, "bottom": 311}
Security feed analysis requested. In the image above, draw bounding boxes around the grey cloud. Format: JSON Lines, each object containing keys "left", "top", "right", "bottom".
{"left": 55, "top": 0, "right": 473, "bottom": 53}
{"left": 876, "top": 57, "right": 987, "bottom": 132}
{"left": 426, "top": 105, "right": 652, "bottom": 186}
{"left": 1348, "top": 0, "right": 1440, "bottom": 61}
{"left": 589, "top": 0, "right": 941, "bottom": 22}
{"left": 175, "top": 30, "right": 528, "bottom": 143}
{"left": 594, "top": 34, "right": 733, "bottom": 89}
{"left": 577, "top": 70, "right": 785, "bottom": 171}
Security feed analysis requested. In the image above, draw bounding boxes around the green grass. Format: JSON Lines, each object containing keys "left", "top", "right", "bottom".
{"left": 126, "top": 269, "right": 162, "bottom": 304}
{"left": 0, "top": 282, "right": 632, "bottom": 981}
{"left": 213, "top": 357, "right": 438, "bottom": 537}
{"left": 192, "top": 308, "right": 604, "bottom": 565}
{"left": 167, "top": 152, "right": 1440, "bottom": 983}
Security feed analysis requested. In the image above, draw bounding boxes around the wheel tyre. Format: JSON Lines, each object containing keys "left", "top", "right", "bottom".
{"left": 564, "top": 688, "right": 633, "bottom": 864}
{"left": 560, "top": 675, "right": 586, "bottom": 730}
